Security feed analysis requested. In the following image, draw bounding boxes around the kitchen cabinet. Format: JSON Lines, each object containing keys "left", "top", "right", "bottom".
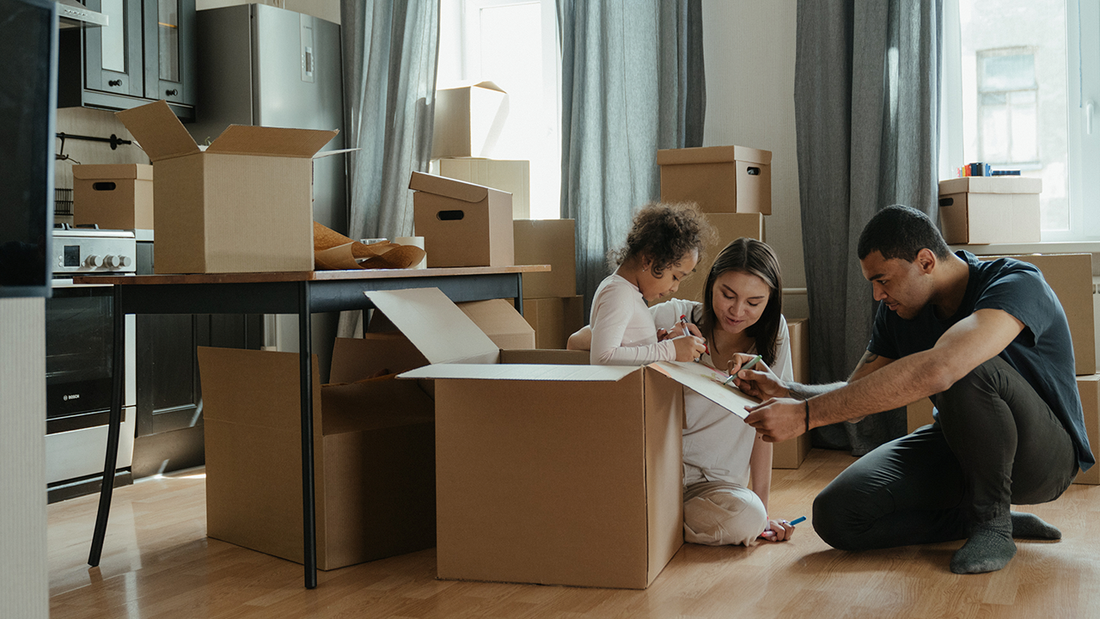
{"left": 59, "top": 0, "right": 197, "bottom": 121}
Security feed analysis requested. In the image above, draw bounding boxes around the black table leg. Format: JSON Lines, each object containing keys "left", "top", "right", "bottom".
{"left": 514, "top": 273, "right": 524, "bottom": 315}
{"left": 299, "top": 281, "right": 318, "bottom": 589}
{"left": 88, "top": 285, "right": 125, "bottom": 566}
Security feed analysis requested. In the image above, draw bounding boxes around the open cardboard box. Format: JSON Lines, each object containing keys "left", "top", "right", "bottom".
{"left": 367, "top": 288, "right": 759, "bottom": 589}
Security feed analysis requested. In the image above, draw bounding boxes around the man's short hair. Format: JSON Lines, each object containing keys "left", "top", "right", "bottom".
{"left": 857, "top": 204, "right": 952, "bottom": 262}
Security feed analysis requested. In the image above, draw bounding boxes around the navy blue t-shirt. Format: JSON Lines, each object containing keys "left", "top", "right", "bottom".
{"left": 868, "top": 251, "right": 1094, "bottom": 473}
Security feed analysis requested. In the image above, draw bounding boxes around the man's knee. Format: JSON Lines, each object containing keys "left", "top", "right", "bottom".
{"left": 812, "top": 480, "right": 864, "bottom": 551}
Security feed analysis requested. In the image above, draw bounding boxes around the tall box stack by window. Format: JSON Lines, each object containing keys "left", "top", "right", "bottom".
{"left": 672, "top": 212, "right": 765, "bottom": 304}
{"left": 513, "top": 219, "right": 583, "bottom": 349}
{"left": 656, "top": 145, "right": 772, "bottom": 215}
{"left": 938, "top": 177, "right": 1042, "bottom": 244}
{"left": 439, "top": 158, "right": 531, "bottom": 220}
{"left": 73, "top": 164, "right": 154, "bottom": 231}
{"left": 431, "top": 81, "right": 507, "bottom": 159}
{"left": 116, "top": 100, "right": 337, "bottom": 274}
{"left": 410, "top": 172, "right": 514, "bottom": 268}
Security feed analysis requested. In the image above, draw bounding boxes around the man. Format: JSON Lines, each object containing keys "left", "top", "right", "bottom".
{"left": 736, "top": 204, "right": 1092, "bottom": 574}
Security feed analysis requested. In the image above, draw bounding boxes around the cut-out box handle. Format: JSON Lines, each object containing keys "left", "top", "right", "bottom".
{"left": 92, "top": 182, "right": 118, "bottom": 192}
{"left": 436, "top": 210, "right": 465, "bottom": 221}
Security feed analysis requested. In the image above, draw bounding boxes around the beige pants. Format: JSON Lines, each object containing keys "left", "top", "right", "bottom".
{"left": 683, "top": 480, "right": 768, "bottom": 546}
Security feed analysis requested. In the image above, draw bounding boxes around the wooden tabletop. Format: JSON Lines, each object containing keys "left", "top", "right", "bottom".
{"left": 73, "top": 264, "right": 551, "bottom": 286}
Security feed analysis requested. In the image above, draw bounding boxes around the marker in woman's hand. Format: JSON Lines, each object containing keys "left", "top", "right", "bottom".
{"left": 724, "top": 354, "right": 762, "bottom": 386}
{"left": 761, "top": 515, "right": 806, "bottom": 539}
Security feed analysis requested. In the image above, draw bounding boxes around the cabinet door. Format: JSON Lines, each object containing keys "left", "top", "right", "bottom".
{"left": 84, "top": 0, "right": 144, "bottom": 98}
{"left": 144, "top": 0, "right": 196, "bottom": 107}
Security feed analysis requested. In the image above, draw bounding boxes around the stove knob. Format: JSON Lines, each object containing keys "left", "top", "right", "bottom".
{"left": 119, "top": 255, "right": 133, "bottom": 268}
{"left": 83, "top": 255, "right": 104, "bottom": 268}
{"left": 104, "top": 255, "right": 132, "bottom": 268}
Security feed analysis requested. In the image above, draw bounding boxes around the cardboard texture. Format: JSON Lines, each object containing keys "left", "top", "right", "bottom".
{"left": 431, "top": 81, "right": 507, "bottom": 158}
{"left": 410, "top": 171, "right": 515, "bottom": 268}
{"left": 673, "top": 213, "right": 765, "bottom": 304}
{"left": 199, "top": 346, "right": 436, "bottom": 570}
{"left": 1076, "top": 374, "right": 1100, "bottom": 485}
{"left": 520, "top": 295, "right": 585, "bottom": 349}
{"left": 440, "top": 158, "right": 531, "bottom": 219}
{"left": 657, "top": 145, "right": 773, "bottom": 214}
{"left": 116, "top": 100, "right": 337, "bottom": 273}
{"left": 773, "top": 318, "right": 812, "bottom": 469}
{"left": 938, "top": 177, "right": 1042, "bottom": 244}
{"left": 328, "top": 334, "right": 428, "bottom": 384}
{"left": 906, "top": 398, "right": 935, "bottom": 435}
{"left": 513, "top": 219, "right": 578, "bottom": 299}
{"left": 73, "top": 164, "right": 154, "bottom": 230}
{"left": 457, "top": 299, "right": 536, "bottom": 350}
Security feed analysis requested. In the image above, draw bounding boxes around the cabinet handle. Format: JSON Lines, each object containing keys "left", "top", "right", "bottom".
{"left": 166, "top": 89, "right": 179, "bottom": 97}
{"left": 108, "top": 79, "right": 122, "bottom": 87}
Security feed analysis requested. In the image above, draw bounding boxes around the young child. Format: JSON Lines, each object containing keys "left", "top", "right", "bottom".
{"left": 589, "top": 201, "right": 713, "bottom": 365}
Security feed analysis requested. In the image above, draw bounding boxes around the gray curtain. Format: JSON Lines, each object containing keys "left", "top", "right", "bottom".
{"left": 794, "top": 0, "right": 942, "bottom": 455}
{"left": 557, "top": 0, "right": 706, "bottom": 317}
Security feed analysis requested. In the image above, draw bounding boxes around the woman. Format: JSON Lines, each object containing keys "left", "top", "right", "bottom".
{"left": 569, "top": 238, "right": 796, "bottom": 545}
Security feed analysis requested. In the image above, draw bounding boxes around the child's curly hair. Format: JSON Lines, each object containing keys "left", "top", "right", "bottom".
{"left": 609, "top": 201, "right": 715, "bottom": 277}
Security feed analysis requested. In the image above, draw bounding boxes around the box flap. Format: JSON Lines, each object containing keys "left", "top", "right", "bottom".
{"left": 438, "top": 79, "right": 507, "bottom": 94}
{"left": 206, "top": 125, "right": 339, "bottom": 158}
{"left": 458, "top": 299, "right": 535, "bottom": 349}
{"left": 656, "top": 145, "right": 772, "bottom": 166}
{"left": 116, "top": 100, "right": 201, "bottom": 162}
{"left": 409, "top": 171, "right": 491, "bottom": 203}
{"left": 365, "top": 288, "right": 500, "bottom": 365}
{"left": 648, "top": 361, "right": 758, "bottom": 419}
{"left": 400, "top": 363, "right": 639, "bottom": 381}
{"left": 72, "top": 163, "right": 153, "bottom": 181}
{"left": 939, "top": 177, "right": 1043, "bottom": 195}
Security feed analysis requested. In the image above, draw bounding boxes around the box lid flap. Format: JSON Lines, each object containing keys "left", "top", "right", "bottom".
{"left": 365, "top": 288, "right": 500, "bottom": 365}
{"left": 938, "top": 177, "right": 1043, "bottom": 195}
{"left": 206, "top": 125, "right": 339, "bottom": 158}
{"left": 115, "top": 100, "right": 201, "bottom": 161}
{"left": 408, "top": 171, "right": 492, "bottom": 203}
{"left": 72, "top": 164, "right": 153, "bottom": 181}
{"left": 648, "top": 361, "right": 758, "bottom": 419}
{"left": 400, "top": 363, "right": 639, "bottom": 381}
{"left": 656, "top": 145, "right": 772, "bottom": 166}
{"left": 438, "top": 79, "right": 506, "bottom": 94}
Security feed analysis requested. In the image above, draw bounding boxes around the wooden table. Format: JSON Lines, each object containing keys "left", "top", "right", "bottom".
{"left": 74, "top": 265, "right": 549, "bottom": 589}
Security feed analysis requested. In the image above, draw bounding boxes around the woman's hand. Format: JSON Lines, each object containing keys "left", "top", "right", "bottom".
{"left": 672, "top": 334, "right": 707, "bottom": 362}
{"left": 727, "top": 353, "right": 788, "bottom": 400}
{"left": 758, "top": 518, "right": 797, "bottom": 542}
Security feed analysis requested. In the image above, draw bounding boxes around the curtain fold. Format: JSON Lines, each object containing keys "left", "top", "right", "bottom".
{"left": 794, "top": 0, "right": 941, "bottom": 455}
{"left": 557, "top": 0, "right": 705, "bottom": 317}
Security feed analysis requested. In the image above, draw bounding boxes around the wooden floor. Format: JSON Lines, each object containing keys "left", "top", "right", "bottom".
{"left": 48, "top": 449, "right": 1100, "bottom": 619}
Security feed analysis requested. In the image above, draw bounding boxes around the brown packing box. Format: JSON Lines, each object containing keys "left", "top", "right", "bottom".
{"left": 1075, "top": 374, "right": 1099, "bottom": 485}
{"left": 520, "top": 296, "right": 585, "bottom": 349}
{"left": 379, "top": 288, "right": 763, "bottom": 589}
{"left": 116, "top": 100, "right": 337, "bottom": 274}
{"left": 673, "top": 212, "right": 765, "bottom": 304}
{"left": 73, "top": 164, "right": 154, "bottom": 230}
{"left": 513, "top": 219, "right": 577, "bottom": 299}
{"left": 657, "top": 145, "right": 772, "bottom": 214}
{"left": 440, "top": 158, "right": 531, "bottom": 219}
{"left": 431, "top": 81, "right": 507, "bottom": 159}
{"left": 938, "top": 177, "right": 1042, "bottom": 244}
{"left": 410, "top": 172, "right": 514, "bottom": 268}
{"left": 457, "top": 299, "right": 536, "bottom": 349}
{"left": 773, "top": 318, "right": 812, "bottom": 469}
{"left": 906, "top": 398, "right": 935, "bottom": 434}
{"left": 198, "top": 346, "right": 436, "bottom": 571}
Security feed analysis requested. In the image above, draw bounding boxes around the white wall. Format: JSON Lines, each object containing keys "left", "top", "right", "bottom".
{"left": 701, "top": 1, "right": 805, "bottom": 318}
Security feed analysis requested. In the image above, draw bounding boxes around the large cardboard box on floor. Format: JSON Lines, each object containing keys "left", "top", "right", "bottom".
{"left": 73, "top": 164, "right": 154, "bottom": 230}
{"left": 674, "top": 212, "right": 765, "bottom": 304}
{"left": 1075, "top": 374, "right": 1100, "bottom": 485}
{"left": 657, "top": 145, "right": 772, "bottom": 214}
{"left": 520, "top": 295, "right": 585, "bottom": 349}
{"left": 773, "top": 317, "right": 812, "bottom": 469}
{"left": 513, "top": 218, "right": 577, "bottom": 299}
{"left": 431, "top": 81, "right": 507, "bottom": 159}
{"left": 939, "top": 177, "right": 1042, "bottom": 244}
{"left": 117, "top": 100, "right": 337, "bottom": 274}
{"left": 410, "top": 172, "right": 514, "bottom": 268}
{"left": 198, "top": 345, "right": 436, "bottom": 571}
{"left": 440, "top": 158, "right": 531, "bottom": 219}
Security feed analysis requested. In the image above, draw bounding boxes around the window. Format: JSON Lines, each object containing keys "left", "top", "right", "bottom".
{"left": 977, "top": 49, "right": 1039, "bottom": 165}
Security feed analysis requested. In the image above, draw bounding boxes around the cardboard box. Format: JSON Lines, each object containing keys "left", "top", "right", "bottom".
{"left": 906, "top": 398, "right": 935, "bottom": 434}
{"left": 73, "top": 164, "right": 154, "bottom": 230}
{"left": 980, "top": 254, "right": 1095, "bottom": 376}
{"left": 457, "top": 298, "right": 536, "bottom": 350}
{"left": 513, "top": 219, "right": 577, "bottom": 299}
{"left": 440, "top": 158, "right": 531, "bottom": 219}
{"left": 410, "top": 172, "right": 514, "bottom": 268}
{"left": 673, "top": 212, "right": 765, "bottom": 304}
{"left": 773, "top": 318, "right": 812, "bottom": 469}
{"left": 938, "top": 177, "right": 1042, "bottom": 244}
{"left": 431, "top": 81, "right": 507, "bottom": 159}
{"left": 657, "top": 145, "right": 772, "bottom": 214}
{"left": 1075, "top": 374, "right": 1099, "bottom": 485}
{"left": 116, "top": 100, "right": 337, "bottom": 274}
{"left": 520, "top": 295, "right": 585, "bottom": 349}
{"left": 374, "top": 287, "right": 760, "bottom": 589}
{"left": 198, "top": 346, "right": 436, "bottom": 570}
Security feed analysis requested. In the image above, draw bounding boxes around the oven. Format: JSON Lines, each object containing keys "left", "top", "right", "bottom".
{"left": 46, "top": 227, "right": 137, "bottom": 502}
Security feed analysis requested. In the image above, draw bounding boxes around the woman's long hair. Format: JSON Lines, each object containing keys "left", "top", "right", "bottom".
{"left": 696, "top": 238, "right": 783, "bottom": 365}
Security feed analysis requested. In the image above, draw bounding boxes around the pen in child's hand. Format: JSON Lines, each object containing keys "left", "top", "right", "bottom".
{"left": 680, "top": 314, "right": 708, "bottom": 357}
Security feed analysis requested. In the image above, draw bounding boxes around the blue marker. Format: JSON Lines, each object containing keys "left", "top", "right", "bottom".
{"left": 723, "top": 354, "right": 762, "bottom": 386}
{"left": 789, "top": 516, "right": 807, "bottom": 526}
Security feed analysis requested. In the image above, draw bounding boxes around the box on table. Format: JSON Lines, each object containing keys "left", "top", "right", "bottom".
{"left": 938, "top": 177, "right": 1042, "bottom": 244}
{"left": 116, "top": 100, "right": 337, "bottom": 274}
{"left": 657, "top": 145, "right": 772, "bottom": 214}
{"left": 673, "top": 212, "right": 765, "bottom": 304}
{"left": 773, "top": 317, "right": 812, "bottom": 469}
{"left": 376, "top": 288, "right": 761, "bottom": 589}
{"left": 410, "top": 172, "right": 514, "bottom": 268}
{"left": 440, "top": 158, "right": 531, "bottom": 219}
{"left": 198, "top": 345, "right": 436, "bottom": 571}
{"left": 513, "top": 219, "right": 577, "bottom": 299}
{"left": 1075, "top": 374, "right": 1099, "bottom": 485}
{"left": 431, "top": 81, "right": 507, "bottom": 159}
{"left": 73, "top": 164, "right": 154, "bottom": 230}
{"left": 519, "top": 295, "right": 585, "bottom": 349}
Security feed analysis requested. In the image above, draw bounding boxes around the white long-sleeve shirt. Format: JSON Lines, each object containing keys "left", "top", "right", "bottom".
{"left": 589, "top": 274, "right": 676, "bottom": 365}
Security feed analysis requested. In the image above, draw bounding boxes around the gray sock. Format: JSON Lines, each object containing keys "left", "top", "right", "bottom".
{"left": 950, "top": 524, "right": 1016, "bottom": 574}
{"left": 1011, "top": 511, "right": 1061, "bottom": 540}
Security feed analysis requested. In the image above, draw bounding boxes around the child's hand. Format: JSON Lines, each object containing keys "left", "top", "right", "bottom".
{"left": 672, "top": 334, "right": 707, "bottom": 362}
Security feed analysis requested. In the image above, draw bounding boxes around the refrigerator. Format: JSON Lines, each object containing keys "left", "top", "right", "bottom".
{"left": 189, "top": 4, "right": 347, "bottom": 380}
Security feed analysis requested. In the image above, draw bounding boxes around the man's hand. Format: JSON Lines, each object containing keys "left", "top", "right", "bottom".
{"left": 727, "top": 353, "right": 789, "bottom": 400}
{"left": 744, "top": 397, "right": 807, "bottom": 442}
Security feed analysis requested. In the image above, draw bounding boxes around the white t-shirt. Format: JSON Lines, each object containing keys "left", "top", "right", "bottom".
{"left": 649, "top": 298, "right": 794, "bottom": 487}
{"left": 588, "top": 273, "right": 676, "bottom": 365}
